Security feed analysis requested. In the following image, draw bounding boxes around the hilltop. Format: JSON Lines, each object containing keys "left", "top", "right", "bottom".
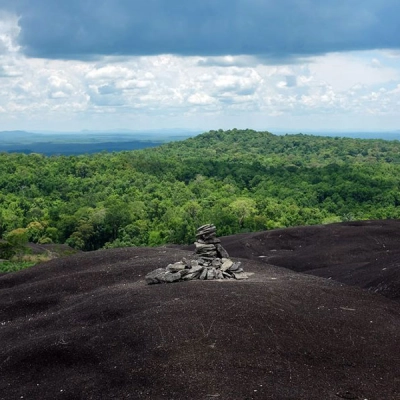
{"left": 1, "top": 220, "right": 400, "bottom": 399}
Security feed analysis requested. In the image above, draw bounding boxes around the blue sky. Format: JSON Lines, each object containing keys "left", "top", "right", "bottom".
{"left": 0, "top": 1, "right": 399, "bottom": 133}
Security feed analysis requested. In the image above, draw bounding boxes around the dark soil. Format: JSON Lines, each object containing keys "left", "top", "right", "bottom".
{"left": 1, "top": 220, "right": 400, "bottom": 399}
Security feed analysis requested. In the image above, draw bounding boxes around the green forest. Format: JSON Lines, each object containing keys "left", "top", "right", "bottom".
{"left": 1, "top": 129, "right": 400, "bottom": 257}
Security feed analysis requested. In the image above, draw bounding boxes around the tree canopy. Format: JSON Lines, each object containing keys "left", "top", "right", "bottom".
{"left": 1, "top": 129, "right": 400, "bottom": 251}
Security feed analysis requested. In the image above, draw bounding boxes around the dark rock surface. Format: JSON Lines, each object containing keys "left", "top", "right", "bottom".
{"left": 1, "top": 220, "right": 400, "bottom": 399}
{"left": 216, "top": 219, "right": 400, "bottom": 302}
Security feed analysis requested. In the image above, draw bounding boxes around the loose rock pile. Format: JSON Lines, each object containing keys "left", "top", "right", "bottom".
{"left": 145, "top": 224, "right": 248, "bottom": 284}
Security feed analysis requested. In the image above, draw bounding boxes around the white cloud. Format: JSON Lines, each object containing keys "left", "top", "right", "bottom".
{"left": 0, "top": 9, "right": 399, "bottom": 132}
{"left": 307, "top": 52, "right": 399, "bottom": 91}
{"left": 0, "top": 11, "right": 20, "bottom": 54}
{"left": 188, "top": 93, "right": 216, "bottom": 105}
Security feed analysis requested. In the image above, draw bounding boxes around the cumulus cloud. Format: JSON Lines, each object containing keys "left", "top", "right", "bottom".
{"left": 0, "top": 10, "right": 399, "bottom": 132}
{"left": 0, "top": 10, "right": 20, "bottom": 54}
{"left": 1, "top": 50, "right": 399, "bottom": 130}
{"left": 0, "top": 0, "right": 398, "bottom": 61}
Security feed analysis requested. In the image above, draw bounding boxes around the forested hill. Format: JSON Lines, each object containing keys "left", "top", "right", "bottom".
{"left": 1, "top": 129, "right": 400, "bottom": 254}
{"left": 154, "top": 128, "right": 400, "bottom": 165}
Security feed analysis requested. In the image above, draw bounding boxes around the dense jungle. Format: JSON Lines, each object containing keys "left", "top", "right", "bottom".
{"left": 1, "top": 129, "right": 400, "bottom": 255}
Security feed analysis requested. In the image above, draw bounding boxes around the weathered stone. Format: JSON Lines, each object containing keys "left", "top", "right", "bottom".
{"left": 166, "top": 262, "right": 186, "bottom": 272}
{"left": 145, "top": 268, "right": 167, "bottom": 284}
{"left": 196, "top": 225, "right": 217, "bottom": 238}
{"left": 179, "top": 269, "right": 190, "bottom": 277}
{"left": 206, "top": 268, "right": 216, "bottom": 280}
{"left": 199, "top": 268, "right": 208, "bottom": 280}
{"left": 221, "top": 259, "right": 234, "bottom": 271}
{"left": 194, "top": 242, "right": 215, "bottom": 250}
{"left": 199, "top": 257, "right": 215, "bottom": 262}
{"left": 198, "top": 253, "right": 218, "bottom": 259}
{"left": 228, "top": 262, "right": 242, "bottom": 271}
{"left": 201, "top": 235, "right": 217, "bottom": 243}
{"left": 196, "top": 223, "right": 215, "bottom": 231}
{"left": 201, "top": 231, "right": 216, "bottom": 237}
{"left": 212, "top": 258, "right": 222, "bottom": 267}
{"left": 190, "top": 260, "right": 199, "bottom": 268}
{"left": 197, "top": 250, "right": 217, "bottom": 257}
{"left": 163, "top": 272, "right": 182, "bottom": 283}
{"left": 233, "top": 272, "right": 248, "bottom": 280}
{"left": 188, "top": 265, "right": 203, "bottom": 274}
{"left": 196, "top": 249, "right": 217, "bottom": 255}
{"left": 183, "top": 271, "right": 201, "bottom": 280}
{"left": 215, "top": 269, "right": 224, "bottom": 279}
{"left": 196, "top": 258, "right": 210, "bottom": 266}
{"left": 222, "top": 271, "right": 233, "bottom": 279}
{"left": 216, "top": 244, "right": 229, "bottom": 258}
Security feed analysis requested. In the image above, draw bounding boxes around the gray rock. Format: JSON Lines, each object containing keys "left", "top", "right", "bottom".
{"left": 179, "top": 269, "right": 190, "bottom": 278}
{"left": 145, "top": 268, "right": 167, "bottom": 284}
{"left": 183, "top": 271, "right": 201, "bottom": 280}
{"left": 199, "top": 268, "right": 208, "bottom": 280}
{"left": 199, "top": 257, "right": 215, "bottom": 263}
{"left": 196, "top": 227, "right": 217, "bottom": 239}
{"left": 216, "top": 244, "right": 229, "bottom": 258}
{"left": 206, "top": 268, "right": 216, "bottom": 280}
{"left": 166, "top": 261, "right": 186, "bottom": 272}
{"left": 188, "top": 265, "right": 204, "bottom": 274}
{"left": 196, "top": 223, "right": 216, "bottom": 232}
{"left": 215, "top": 270, "right": 224, "bottom": 279}
{"left": 228, "top": 262, "right": 242, "bottom": 271}
{"left": 196, "top": 258, "right": 210, "bottom": 266}
{"left": 163, "top": 272, "right": 182, "bottom": 283}
{"left": 196, "top": 249, "right": 217, "bottom": 255}
{"left": 221, "top": 259, "right": 234, "bottom": 271}
{"left": 212, "top": 258, "right": 222, "bottom": 267}
{"left": 194, "top": 242, "right": 216, "bottom": 251}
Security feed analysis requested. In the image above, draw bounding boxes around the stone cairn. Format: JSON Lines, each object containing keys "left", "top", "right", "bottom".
{"left": 145, "top": 224, "right": 248, "bottom": 284}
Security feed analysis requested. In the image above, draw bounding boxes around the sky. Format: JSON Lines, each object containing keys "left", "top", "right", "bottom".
{"left": 0, "top": 0, "right": 399, "bottom": 133}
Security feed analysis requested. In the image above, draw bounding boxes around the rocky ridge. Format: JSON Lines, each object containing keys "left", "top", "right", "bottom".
{"left": 145, "top": 224, "right": 248, "bottom": 284}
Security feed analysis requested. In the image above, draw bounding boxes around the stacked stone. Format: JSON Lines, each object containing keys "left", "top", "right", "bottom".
{"left": 145, "top": 224, "right": 248, "bottom": 284}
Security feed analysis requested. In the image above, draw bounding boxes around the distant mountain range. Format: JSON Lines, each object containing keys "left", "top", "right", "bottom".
{"left": 0, "top": 129, "right": 201, "bottom": 155}
{"left": 0, "top": 129, "right": 399, "bottom": 155}
{"left": 0, "top": 129, "right": 201, "bottom": 143}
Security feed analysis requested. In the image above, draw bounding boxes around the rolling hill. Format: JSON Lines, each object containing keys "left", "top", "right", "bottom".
{"left": 1, "top": 220, "right": 400, "bottom": 399}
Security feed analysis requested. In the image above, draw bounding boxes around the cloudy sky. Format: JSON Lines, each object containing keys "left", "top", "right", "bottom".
{"left": 0, "top": 0, "right": 399, "bottom": 133}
